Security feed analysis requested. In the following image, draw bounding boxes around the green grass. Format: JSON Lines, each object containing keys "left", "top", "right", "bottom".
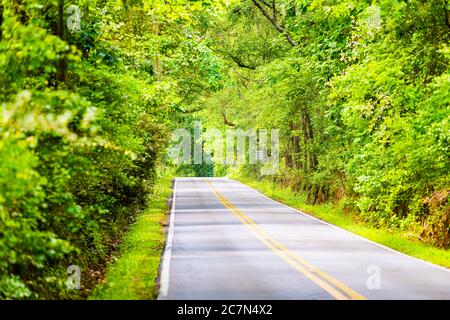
{"left": 89, "top": 172, "right": 173, "bottom": 300}
{"left": 232, "top": 175, "right": 450, "bottom": 269}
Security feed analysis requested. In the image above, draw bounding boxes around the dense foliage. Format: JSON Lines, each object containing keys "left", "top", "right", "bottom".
{"left": 1, "top": 0, "right": 449, "bottom": 299}
{"left": 0, "top": 0, "right": 218, "bottom": 299}
{"left": 194, "top": 0, "right": 450, "bottom": 248}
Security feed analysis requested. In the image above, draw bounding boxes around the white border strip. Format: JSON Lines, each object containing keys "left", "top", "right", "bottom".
{"left": 158, "top": 178, "right": 177, "bottom": 299}
{"left": 227, "top": 178, "right": 450, "bottom": 274}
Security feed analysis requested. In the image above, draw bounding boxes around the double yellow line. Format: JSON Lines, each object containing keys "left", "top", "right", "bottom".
{"left": 206, "top": 181, "right": 366, "bottom": 300}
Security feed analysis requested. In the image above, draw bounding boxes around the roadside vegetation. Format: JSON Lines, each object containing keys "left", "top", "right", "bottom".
{"left": 199, "top": 0, "right": 450, "bottom": 254}
{"left": 0, "top": 0, "right": 216, "bottom": 299}
{"left": 1, "top": 0, "right": 449, "bottom": 300}
{"left": 90, "top": 172, "right": 173, "bottom": 300}
{"left": 234, "top": 175, "right": 450, "bottom": 268}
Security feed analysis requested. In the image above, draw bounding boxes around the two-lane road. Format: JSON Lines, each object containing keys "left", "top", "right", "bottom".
{"left": 158, "top": 178, "right": 450, "bottom": 300}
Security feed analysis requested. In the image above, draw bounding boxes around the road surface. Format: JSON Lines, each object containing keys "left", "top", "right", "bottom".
{"left": 158, "top": 177, "right": 450, "bottom": 300}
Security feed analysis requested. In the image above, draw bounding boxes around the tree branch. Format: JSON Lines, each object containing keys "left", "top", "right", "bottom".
{"left": 221, "top": 111, "right": 236, "bottom": 127}
{"left": 228, "top": 54, "right": 256, "bottom": 70}
{"left": 271, "top": 0, "right": 276, "bottom": 24}
{"left": 0, "top": 4, "right": 3, "bottom": 41}
{"left": 445, "top": 0, "right": 450, "bottom": 29}
{"left": 259, "top": 0, "right": 283, "bottom": 17}
{"left": 251, "top": 0, "right": 297, "bottom": 46}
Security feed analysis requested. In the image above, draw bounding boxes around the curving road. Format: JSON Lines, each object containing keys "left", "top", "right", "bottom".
{"left": 158, "top": 177, "right": 450, "bottom": 300}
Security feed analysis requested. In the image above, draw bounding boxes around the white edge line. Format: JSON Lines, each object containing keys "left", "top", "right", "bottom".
{"left": 157, "top": 178, "right": 177, "bottom": 299}
{"left": 226, "top": 177, "right": 450, "bottom": 274}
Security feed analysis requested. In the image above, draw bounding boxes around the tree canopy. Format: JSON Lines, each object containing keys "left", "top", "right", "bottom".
{"left": 0, "top": 0, "right": 449, "bottom": 299}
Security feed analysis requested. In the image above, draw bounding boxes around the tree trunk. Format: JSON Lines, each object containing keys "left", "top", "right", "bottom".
{"left": 0, "top": 3, "right": 3, "bottom": 41}
{"left": 289, "top": 122, "right": 301, "bottom": 169}
{"left": 445, "top": 0, "right": 450, "bottom": 29}
{"left": 55, "top": 0, "right": 67, "bottom": 85}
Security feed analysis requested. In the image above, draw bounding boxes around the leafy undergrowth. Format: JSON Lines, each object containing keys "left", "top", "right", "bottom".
{"left": 89, "top": 172, "right": 173, "bottom": 300}
{"left": 233, "top": 176, "right": 450, "bottom": 269}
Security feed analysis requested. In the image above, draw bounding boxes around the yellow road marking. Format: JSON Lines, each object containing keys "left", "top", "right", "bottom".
{"left": 205, "top": 180, "right": 367, "bottom": 301}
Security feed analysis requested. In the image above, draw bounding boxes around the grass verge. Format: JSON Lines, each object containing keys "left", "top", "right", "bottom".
{"left": 89, "top": 172, "right": 173, "bottom": 300}
{"left": 232, "top": 175, "right": 450, "bottom": 269}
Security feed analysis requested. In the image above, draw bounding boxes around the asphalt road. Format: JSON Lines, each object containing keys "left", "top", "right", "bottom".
{"left": 158, "top": 177, "right": 450, "bottom": 300}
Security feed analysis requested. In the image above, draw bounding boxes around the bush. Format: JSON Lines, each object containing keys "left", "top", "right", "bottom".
{"left": 0, "top": 1, "right": 171, "bottom": 299}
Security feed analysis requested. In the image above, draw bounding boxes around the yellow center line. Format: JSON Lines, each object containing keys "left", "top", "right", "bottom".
{"left": 205, "top": 180, "right": 367, "bottom": 301}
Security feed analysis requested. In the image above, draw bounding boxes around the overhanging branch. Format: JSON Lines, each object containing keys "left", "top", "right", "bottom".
{"left": 251, "top": 0, "right": 297, "bottom": 46}
{"left": 221, "top": 111, "right": 236, "bottom": 127}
